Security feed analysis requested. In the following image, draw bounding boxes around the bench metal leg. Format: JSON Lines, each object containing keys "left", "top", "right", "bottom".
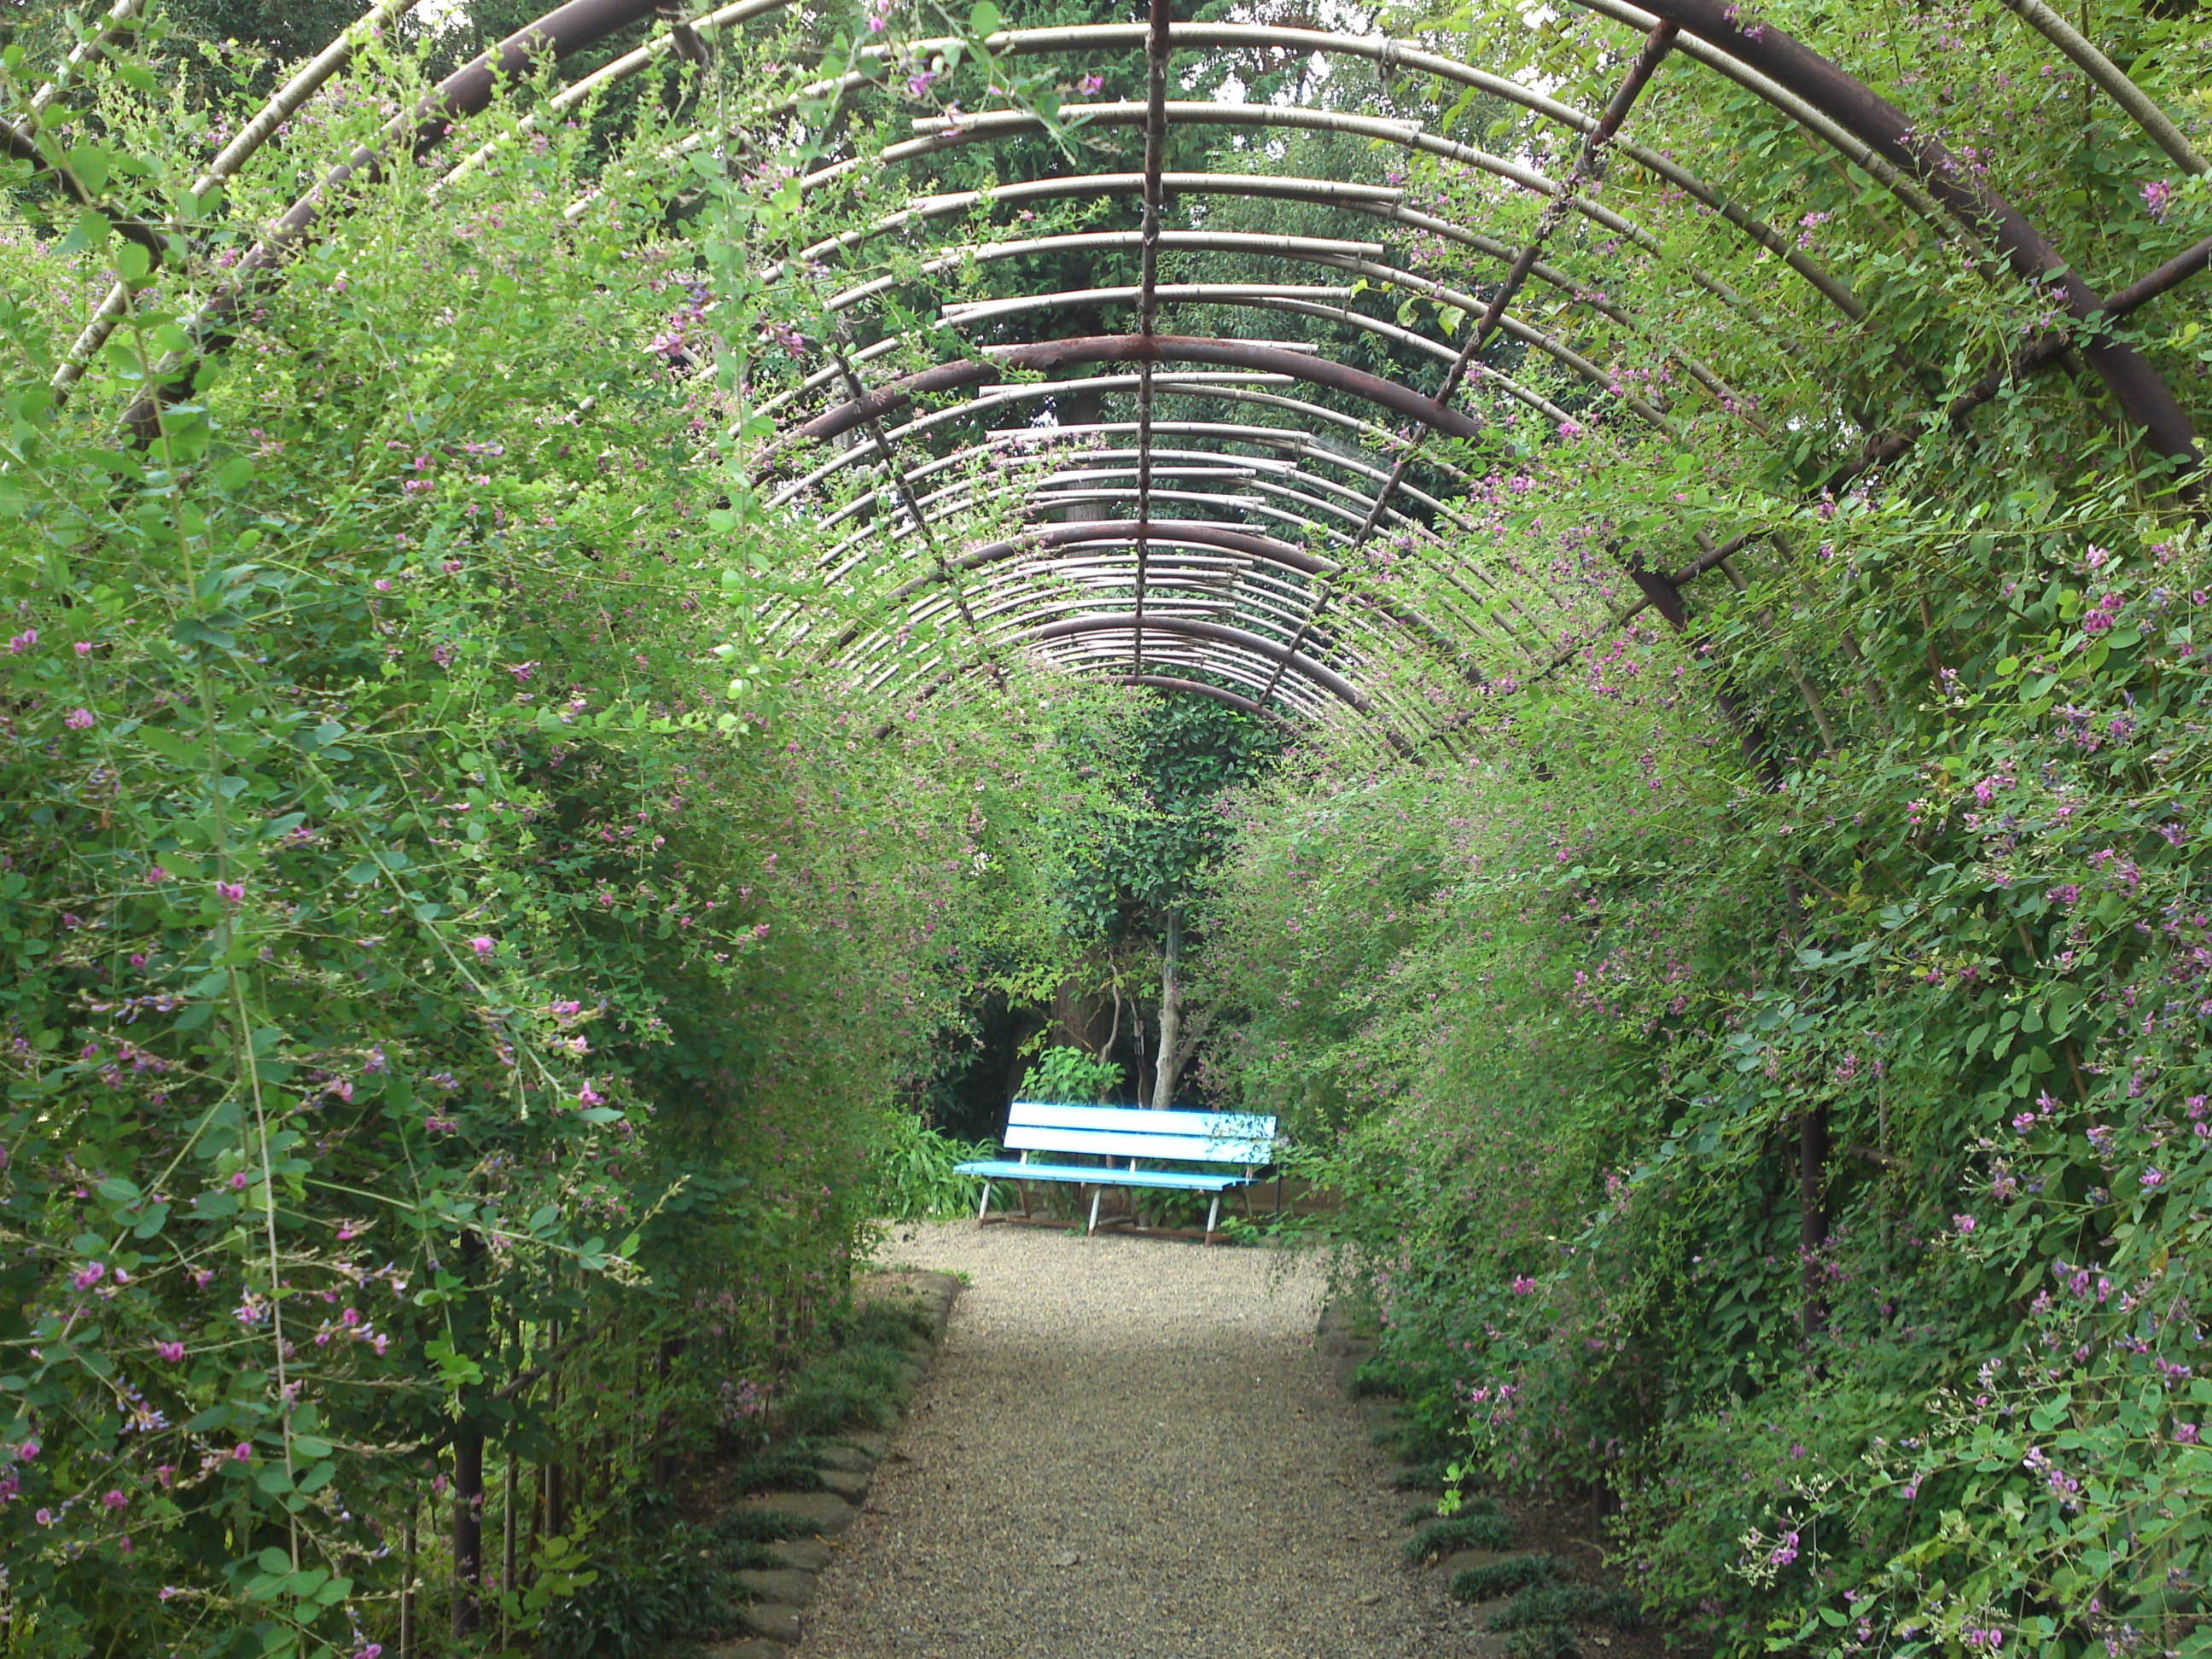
{"left": 975, "top": 1179, "right": 993, "bottom": 1226}
{"left": 1204, "top": 1194, "right": 1220, "bottom": 1243}
{"left": 1087, "top": 1186, "right": 1102, "bottom": 1235}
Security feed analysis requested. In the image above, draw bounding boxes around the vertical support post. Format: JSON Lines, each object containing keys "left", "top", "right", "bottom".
{"left": 1204, "top": 1194, "right": 1220, "bottom": 1243}
{"left": 1130, "top": 0, "right": 1173, "bottom": 669}
{"left": 1088, "top": 1186, "right": 1103, "bottom": 1234}
{"left": 544, "top": 1339, "right": 567, "bottom": 1542}
{"left": 1801, "top": 1104, "right": 1830, "bottom": 1337}
{"left": 452, "top": 1426, "right": 484, "bottom": 1637}
{"left": 502, "top": 1451, "right": 519, "bottom": 1647}
{"left": 975, "top": 1179, "right": 994, "bottom": 1225}
{"left": 400, "top": 1499, "right": 417, "bottom": 1659}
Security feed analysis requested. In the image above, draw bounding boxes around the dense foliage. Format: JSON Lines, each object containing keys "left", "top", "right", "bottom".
{"left": 0, "top": 20, "right": 1081, "bottom": 1653}
{"left": 1194, "top": 0, "right": 2212, "bottom": 1651}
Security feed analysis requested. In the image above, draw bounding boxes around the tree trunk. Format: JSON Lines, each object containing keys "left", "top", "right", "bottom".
{"left": 1150, "top": 906, "right": 1183, "bottom": 1109}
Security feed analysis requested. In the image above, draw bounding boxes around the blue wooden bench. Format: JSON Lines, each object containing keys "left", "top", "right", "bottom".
{"left": 955, "top": 1102, "right": 1278, "bottom": 1244}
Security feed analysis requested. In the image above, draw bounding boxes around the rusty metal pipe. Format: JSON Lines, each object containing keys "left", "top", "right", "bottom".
{"left": 1022, "top": 614, "right": 1369, "bottom": 709}
{"left": 791, "top": 335, "right": 1482, "bottom": 446}
{"left": 1623, "top": 0, "right": 2197, "bottom": 467}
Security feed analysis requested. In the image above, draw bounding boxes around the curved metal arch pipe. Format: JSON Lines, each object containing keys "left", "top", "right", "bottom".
{"left": 435, "top": 0, "right": 795, "bottom": 189}
{"left": 933, "top": 282, "right": 1571, "bottom": 423}
{"left": 771, "top": 375, "right": 1507, "bottom": 533}
{"left": 814, "top": 482, "right": 1381, "bottom": 614}
{"left": 936, "top": 426, "right": 1569, "bottom": 638}
{"left": 751, "top": 26, "right": 1859, "bottom": 326}
{"left": 864, "top": 101, "right": 1763, "bottom": 326}
{"left": 770, "top": 371, "right": 1493, "bottom": 517}
{"left": 1022, "top": 614, "right": 1371, "bottom": 711}
{"left": 981, "top": 454, "right": 1454, "bottom": 550}
{"left": 789, "top": 335, "right": 1486, "bottom": 447}
{"left": 765, "top": 370, "right": 1306, "bottom": 503}
{"left": 1015, "top": 627, "right": 1348, "bottom": 719}
{"left": 1988, "top": 0, "right": 2203, "bottom": 177}
{"left": 799, "top": 425, "right": 1568, "bottom": 649}
{"left": 820, "top": 229, "right": 1382, "bottom": 315}
{"left": 846, "top": 557, "right": 1392, "bottom": 698}
{"left": 848, "top": 516, "right": 1504, "bottom": 673}
{"left": 866, "top": 474, "right": 1433, "bottom": 579}
{"left": 839, "top": 449, "right": 1442, "bottom": 547}
{"left": 1578, "top": 0, "right": 2197, "bottom": 463}
{"left": 924, "top": 275, "right": 1633, "bottom": 431}
{"left": 774, "top": 170, "right": 1798, "bottom": 407}
{"left": 120, "top": 0, "right": 2194, "bottom": 725}
{"left": 51, "top": 0, "right": 426, "bottom": 396}
{"left": 954, "top": 564, "right": 1349, "bottom": 661}
{"left": 573, "top": 11, "right": 2181, "bottom": 364}
{"left": 941, "top": 271, "right": 1749, "bottom": 430}
{"left": 777, "top": 300, "right": 1665, "bottom": 566}
{"left": 930, "top": 556, "right": 1353, "bottom": 677}
{"left": 775, "top": 370, "right": 1592, "bottom": 659}
{"left": 1117, "top": 674, "right": 1297, "bottom": 727}
{"left": 108, "top": 2, "right": 2194, "bottom": 502}
{"left": 806, "top": 527, "right": 1511, "bottom": 688}
{"left": 859, "top": 620, "right": 1348, "bottom": 722}
{"left": 116, "top": 0, "right": 673, "bottom": 439}
{"left": 1031, "top": 634, "right": 1339, "bottom": 713}
{"left": 849, "top": 480, "right": 1344, "bottom": 566}
{"left": 791, "top": 241, "right": 1681, "bottom": 441}
{"left": 853, "top": 478, "right": 1484, "bottom": 645}
{"left": 889, "top": 575, "right": 1453, "bottom": 734}
{"left": 770, "top": 16, "right": 2197, "bottom": 465}
{"left": 961, "top": 422, "right": 1492, "bottom": 536}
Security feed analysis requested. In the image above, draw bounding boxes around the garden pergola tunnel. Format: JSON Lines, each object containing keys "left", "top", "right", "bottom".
{"left": 9, "top": 7, "right": 2212, "bottom": 1644}
{"left": 38, "top": 0, "right": 2208, "bottom": 752}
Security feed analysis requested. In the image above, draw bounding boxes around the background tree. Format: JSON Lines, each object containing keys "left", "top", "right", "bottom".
{"left": 1054, "top": 690, "right": 1282, "bottom": 1108}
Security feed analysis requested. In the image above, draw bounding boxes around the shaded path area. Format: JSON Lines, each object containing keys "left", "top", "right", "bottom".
{"left": 795, "top": 1221, "right": 1493, "bottom": 1658}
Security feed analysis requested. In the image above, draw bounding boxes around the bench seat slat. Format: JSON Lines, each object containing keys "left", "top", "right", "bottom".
{"left": 1010, "top": 1103, "right": 1275, "bottom": 1141}
{"left": 953, "top": 1158, "right": 1251, "bottom": 1192}
{"left": 1002, "top": 1126, "right": 1272, "bottom": 1163}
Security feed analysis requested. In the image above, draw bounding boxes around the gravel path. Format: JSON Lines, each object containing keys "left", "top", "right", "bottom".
{"left": 794, "top": 1220, "right": 1491, "bottom": 1659}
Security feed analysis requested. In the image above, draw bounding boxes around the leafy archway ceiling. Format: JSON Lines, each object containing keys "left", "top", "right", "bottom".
{"left": 36, "top": 0, "right": 2210, "bottom": 752}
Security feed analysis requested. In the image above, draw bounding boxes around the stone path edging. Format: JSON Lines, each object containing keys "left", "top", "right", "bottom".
{"left": 702, "top": 1270, "right": 963, "bottom": 1658}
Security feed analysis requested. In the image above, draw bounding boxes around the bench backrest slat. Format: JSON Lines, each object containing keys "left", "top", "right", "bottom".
{"left": 1003, "top": 1101, "right": 1275, "bottom": 1166}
